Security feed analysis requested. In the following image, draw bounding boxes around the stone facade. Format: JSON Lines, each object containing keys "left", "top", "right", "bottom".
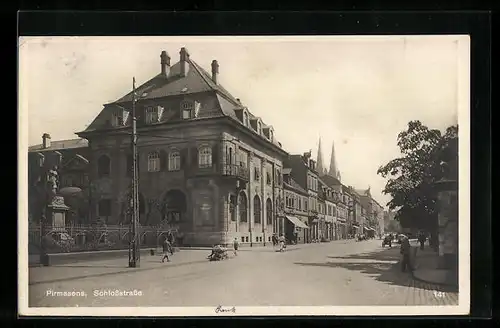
{"left": 75, "top": 48, "right": 288, "bottom": 247}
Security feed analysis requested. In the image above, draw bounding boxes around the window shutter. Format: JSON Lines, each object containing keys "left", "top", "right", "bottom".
{"left": 212, "top": 144, "right": 219, "bottom": 168}
{"left": 160, "top": 150, "right": 168, "bottom": 171}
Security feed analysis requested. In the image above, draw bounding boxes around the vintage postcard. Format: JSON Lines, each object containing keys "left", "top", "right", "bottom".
{"left": 18, "top": 36, "right": 470, "bottom": 316}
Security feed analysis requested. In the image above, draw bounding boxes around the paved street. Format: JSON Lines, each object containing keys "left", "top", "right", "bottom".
{"left": 28, "top": 239, "right": 458, "bottom": 307}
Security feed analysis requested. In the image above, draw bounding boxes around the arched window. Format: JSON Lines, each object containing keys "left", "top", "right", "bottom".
{"left": 97, "top": 155, "right": 110, "bottom": 177}
{"left": 198, "top": 146, "right": 212, "bottom": 168}
{"left": 266, "top": 198, "right": 273, "bottom": 226}
{"left": 148, "top": 151, "right": 160, "bottom": 172}
{"left": 253, "top": 195, "right": 261, "bottom": 224}
{"left": 168, "top": 151, "right": 181, "bottom": 171}
{"left": 238, "top": 192, "right": 247, "bottom": 223}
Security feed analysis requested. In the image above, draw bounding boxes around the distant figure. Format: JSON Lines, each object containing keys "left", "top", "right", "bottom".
{"left": 418, "top": 232, "right": 426, "bottom": 250}
{"left": 161, "top": 238, "right": 172, "bottom": 262}
{"left": 272, "top": 234, "right": 278, "bottom": 248}
{"left": 278, "top": 235, "right": 286, "bottom": 252}
{"left": 400, "top": 235, "right": 412, "bottom": 272}
{"left": 233, "top": 237, "right": 239, "bottom": 256}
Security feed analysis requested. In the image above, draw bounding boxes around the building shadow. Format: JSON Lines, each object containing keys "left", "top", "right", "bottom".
{"left": 295, "top": 247, "right": 458, "bottom": 292}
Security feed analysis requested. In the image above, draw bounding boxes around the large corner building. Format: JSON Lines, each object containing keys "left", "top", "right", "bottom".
{"left": 75, "top": 48, "right": 288, "bottom": 246}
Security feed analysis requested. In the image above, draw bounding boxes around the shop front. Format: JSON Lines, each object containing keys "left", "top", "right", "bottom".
{"left": 308, "top": 217, "right": 319, "bottom": 242}
{"left": 337, "top": 219, "right": 347, "bottom": 239}
{"left": 364, "top": 226, "right": 376, "bottom": 238}
{"left": 285, "top": 215, "right": 309, "bottom": 244}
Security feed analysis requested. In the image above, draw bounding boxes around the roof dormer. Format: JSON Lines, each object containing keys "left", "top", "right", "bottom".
{"left": 250, "top": 117, "right": 263, "bottom": 135}
{"left": 109, "top": 105, "right": 130, "bottom": 127}
{"left": 234, "top": 106, "right": 249, "bottom": 126}
{"left": 262, "top": 125, "right": 275, "bottom": 142}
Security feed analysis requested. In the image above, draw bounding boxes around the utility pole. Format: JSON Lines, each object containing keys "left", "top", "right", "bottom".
{"left": 129, "top": 77, "right": 140, "bottom": 268}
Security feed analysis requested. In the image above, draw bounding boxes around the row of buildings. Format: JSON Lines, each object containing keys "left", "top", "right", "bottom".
{"left": 28, "top": 47, "right": 385, "bottom": 246}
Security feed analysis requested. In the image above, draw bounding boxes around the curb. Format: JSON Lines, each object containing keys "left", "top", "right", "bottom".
{"left": 410, "top": 271, "right": 458, "bottom": 289}
{"left": 29, "top": 257, "right": 209, "bottom": 286}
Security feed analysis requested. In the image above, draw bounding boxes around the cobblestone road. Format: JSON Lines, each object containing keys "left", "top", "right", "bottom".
{"left": 28, "top": 239, "right": 459, "bottom": 307}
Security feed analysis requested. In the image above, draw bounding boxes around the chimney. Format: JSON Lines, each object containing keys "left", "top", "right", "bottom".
{"left": 42, "top": 133, "right": 51, "bottom": 149}
{"left": 179, "top": 47, "right": 190, "bottom": 77}
{"left": 160, "top": 50, "right": 171, "bottom": 78}
{"left": 211, "top": 60, "right": 219, "bottom": 84}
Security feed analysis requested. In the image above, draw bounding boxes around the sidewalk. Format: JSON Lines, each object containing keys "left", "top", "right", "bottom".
{"left": 29, "top": 249, "right": 209, "bottom": 285}
{"left": 410, "top": 242, "right": 458, "bottom": 290}
{"left": 180, "top": 238, "right": 359, "bottom": 252}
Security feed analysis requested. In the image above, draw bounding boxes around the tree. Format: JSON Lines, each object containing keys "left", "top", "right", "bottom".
{"left": 377, "top": 120, "right": 458, "bottom": 246}
{"left": 386, "top": 219, "right": 401, "bottom": 233}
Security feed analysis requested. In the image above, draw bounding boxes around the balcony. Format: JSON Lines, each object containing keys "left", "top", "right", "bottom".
{"left": 221, "top": 163, "right": 249, "bottom": 181}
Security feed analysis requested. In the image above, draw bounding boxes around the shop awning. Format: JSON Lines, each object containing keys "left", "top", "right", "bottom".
{"left": 286, "top": 216, "right": 309, "bottom": 229}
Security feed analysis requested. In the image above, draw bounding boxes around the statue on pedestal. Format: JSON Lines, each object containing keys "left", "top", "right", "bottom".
{"left": 47, "top": 166, "right": 59, "bottom": 197}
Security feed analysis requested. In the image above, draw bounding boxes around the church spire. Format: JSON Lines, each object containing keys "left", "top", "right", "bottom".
{"left": 316, "top": 137, "right": 325, "bottom": 176}
{"left": 329, "top": 141, "right": 340, "bottom": 181}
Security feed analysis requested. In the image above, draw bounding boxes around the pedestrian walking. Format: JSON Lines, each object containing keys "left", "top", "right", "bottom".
{"left": 400, "top": 235, "right": 412, "bottom": 272}
{"left": 161, "top": 238, "right": 172, "bottom": 263}
{"left": 271, "top": 234, "right": 278, "bottom": 248}
{"left": 233, "top": 237, "right": 239, "bottom": 256}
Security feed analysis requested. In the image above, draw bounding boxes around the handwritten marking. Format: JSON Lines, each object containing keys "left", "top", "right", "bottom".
{"left": 215, "top": 305, "right": 236, "bottom": 314}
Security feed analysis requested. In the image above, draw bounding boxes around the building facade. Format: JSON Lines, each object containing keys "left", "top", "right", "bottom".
{"left": 28, "top": 134, "right": 90, "bottom": 225}
{"left": 283, "top": 169, "right": 310, "bottom": 244}
{"left": 75, "top": 48, "right": 288, "bottom": 246}
{"left": 284, "top": 153, "right": 321, "bottom": 242}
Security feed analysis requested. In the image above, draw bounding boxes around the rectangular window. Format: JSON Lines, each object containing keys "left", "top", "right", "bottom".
{"left": 241, "top": 236, "right": 245, "bottom": 243}
{"left": 168, "top": 152, "right": 181, "bottom": 171}
{"left": 266, "top": 172, "right": 272, "bottom": 185}
{"left": 245, "top": 236, "right": 249, "bottom": 242}
{"left": 148, "top": 153, "right": 160, "bottom": 172}
{"left": 146, "top": 107, "right": 159, "bottom": 124}
{"left": 182, "top": 109, "right": 191, "bottom": 119}
{"left": 254, "top": 167, "right": 260, "bottom": 181}
{"left": 111, "top": 112, "right": 122, "bottom": 127}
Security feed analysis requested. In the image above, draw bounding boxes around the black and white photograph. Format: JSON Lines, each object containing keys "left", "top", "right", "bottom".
{"left": 19, "top": 36, "right": 469, "bottom": 316}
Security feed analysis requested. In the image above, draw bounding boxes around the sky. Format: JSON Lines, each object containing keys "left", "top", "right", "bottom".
{"left": 19, "top": 36, "right": 468, "bottom": 208}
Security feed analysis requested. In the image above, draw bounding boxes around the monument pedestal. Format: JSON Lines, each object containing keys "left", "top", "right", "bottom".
{"left": 47, "top": 196, "right": 70, "bottom": 230}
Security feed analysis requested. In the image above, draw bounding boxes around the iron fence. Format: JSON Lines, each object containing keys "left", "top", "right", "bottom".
{"left": 28, "top": 222, "right": 179, "bottom": 254}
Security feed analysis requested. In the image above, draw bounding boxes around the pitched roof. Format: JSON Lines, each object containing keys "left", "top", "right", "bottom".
{"left": 319, "top": 174, "right": 341, "bottom": 187}
{"left": 284, "top": 178, "right": 308, "bottom": 195}
{"left": 355, "top": 188, "right": 369, "bottom": 196}
{"left": 81, "top": 52, "right": 283, "bottom": 152}
{"left": 29, "top": 138, "right": 89, "bottom": 152}
{"left": 112, "top": 57, "right": 240, "bottom": 106}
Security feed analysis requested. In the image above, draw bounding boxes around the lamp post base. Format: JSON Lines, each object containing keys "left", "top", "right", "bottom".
{"left": 128, "top": 261, "right": 139, "bottom": 268}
